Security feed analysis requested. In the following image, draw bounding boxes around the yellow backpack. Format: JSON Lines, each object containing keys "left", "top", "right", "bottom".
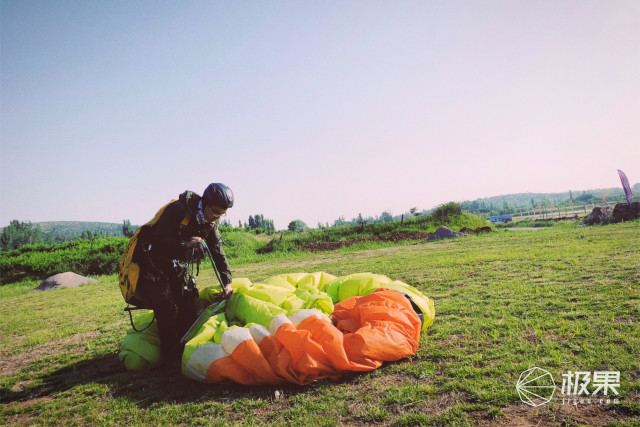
{"left": 118, "top": 200, "right": 190, "bottom": 304}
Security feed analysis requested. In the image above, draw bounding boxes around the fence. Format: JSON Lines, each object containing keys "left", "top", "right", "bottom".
{"left": 509, "top": 203, "right": 613, "bottom": 221}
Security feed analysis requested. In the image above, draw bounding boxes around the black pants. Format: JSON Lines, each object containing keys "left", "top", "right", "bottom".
{"left": 135, "top": 271, "right": 198, "bottom": 361}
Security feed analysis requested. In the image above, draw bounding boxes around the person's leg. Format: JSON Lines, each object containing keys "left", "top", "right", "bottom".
{"left": 137, "top": 275, "right": 181, "bottom": 362}
{"left": 154, "top": 300, "right": 181, "bottom": 362}
{"left": 169, "top": 276, "right": 199, "bottom": 345}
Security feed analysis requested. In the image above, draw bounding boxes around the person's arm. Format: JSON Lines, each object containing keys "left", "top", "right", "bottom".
{"left": 205, "top": 225, "right": 233, "bottom": 295}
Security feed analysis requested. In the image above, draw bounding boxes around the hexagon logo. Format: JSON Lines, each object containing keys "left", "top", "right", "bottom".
{"left": 516, "top": 367, "right": 556, "bottom": 407}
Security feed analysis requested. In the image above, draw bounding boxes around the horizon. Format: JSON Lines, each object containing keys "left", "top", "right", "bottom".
{"left": 2, "top": 180, "right": 635, "bottom": 229}
{"left": 2, "top": 1, "right": 638, "bottom": 230}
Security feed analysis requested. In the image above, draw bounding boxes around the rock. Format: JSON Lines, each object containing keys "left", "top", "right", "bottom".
{"left": 583, "top": 207, "right": 613, "bottom": 225}
{"left": 427, "top": 226, "right": 467, "bottom": 241}
{"left": 33, "top": 272, "right": 99, "bottom": 292}
{"left": 612, "top": 202, "right": 640, "bottom": 222}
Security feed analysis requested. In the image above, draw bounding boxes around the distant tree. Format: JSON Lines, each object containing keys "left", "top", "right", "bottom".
{"left": 0, "top": 220, "right": 44, "bottom": 251}
{"left": 80, "top": 229, "right": 106, "bottom": 240}
{"left": 245, "top": 214, "right": 275, "bottom": 232}
{"left": 541, "top": 196, "right": 551, "bottom": 207}
{"left": 238, "top": 220, "right": 242, "bottom": 228}
{"left": 33, "top": 225, "right": 43, "bottom": 245}
{"left": 380, "top": 211, "right": 393, "bottom": 223}
{"left": 356, "top": 213, "right": 364, "bottom": 225}
{"left": 122, "top": 219, "right": 135, "bottom": 237}
{"left": 287, "top": 220, "right": 308, "bottom": 232}
{"left": 409, "top": 207, "right": 420, "bottom": 218}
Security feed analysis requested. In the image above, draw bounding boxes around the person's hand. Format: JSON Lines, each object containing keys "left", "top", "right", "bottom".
{"left": 221, "top": 284, "right": 233, "bottom": 299}
{"left": 185, "top": 237, "right": 203, "bottom": 249}
{"left": 184, "top": 238, "right": 205, "bottom": 261}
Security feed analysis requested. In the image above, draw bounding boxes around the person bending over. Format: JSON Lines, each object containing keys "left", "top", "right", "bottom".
{"left": 131, "top": 183, "right": 234, "bottom": 363}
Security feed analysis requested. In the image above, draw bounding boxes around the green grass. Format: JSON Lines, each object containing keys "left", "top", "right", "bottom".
{"left": 1, "top": 221, "right": 639, "bottom": 425}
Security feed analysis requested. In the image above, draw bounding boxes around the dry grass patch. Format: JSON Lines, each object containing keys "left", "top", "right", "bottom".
{"left": 0, "top": 330, "right": 99, "bottom": 376}
{"left": 469, "top": 402, "right": 621, "bottom": 427}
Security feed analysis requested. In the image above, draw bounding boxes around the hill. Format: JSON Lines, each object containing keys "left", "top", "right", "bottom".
{"left": 459, "top": 183, "right": 639, "bottom": 216}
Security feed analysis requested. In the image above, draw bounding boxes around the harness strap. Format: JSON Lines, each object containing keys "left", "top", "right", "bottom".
{"left": 124, "top": 305, "right": 156, "bottom": 333}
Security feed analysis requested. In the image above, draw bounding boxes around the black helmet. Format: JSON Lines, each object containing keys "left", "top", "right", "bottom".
{"left": 203, "top": 183, "right": 234, "bottom": 208}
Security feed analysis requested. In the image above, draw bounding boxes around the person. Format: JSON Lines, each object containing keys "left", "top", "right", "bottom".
{"left": 132, "top": 183, "right": 234, "bottom": 364}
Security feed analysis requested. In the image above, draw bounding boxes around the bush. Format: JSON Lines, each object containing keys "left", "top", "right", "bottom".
{"left": 429, "top": 202, "right": 463, "bottom": 224}
{"left": 220, "top": 231, "right": 264, "bottom": 259}
{"left": 287, "top": 220, "right": 308, "bottom": 232}
{"left": 0, "top": 237, "right": 128, "bottom": 284}
{"left": 256, "top": 237, "right": 299, "bottom": 254}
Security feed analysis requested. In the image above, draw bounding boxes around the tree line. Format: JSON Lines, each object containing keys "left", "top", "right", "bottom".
{"left": 459, "top": 185, "right": 640, "bottom": 218}
{"left": 1, "top": 219, "right": 137, "bottom": 251}
{"left": 216, "top": 214, "right": 276, "bottom": 234}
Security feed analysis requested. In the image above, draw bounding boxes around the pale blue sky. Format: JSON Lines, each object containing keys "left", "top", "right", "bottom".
{"left": 1, "top": 1, "right": 639, "bottom": 229}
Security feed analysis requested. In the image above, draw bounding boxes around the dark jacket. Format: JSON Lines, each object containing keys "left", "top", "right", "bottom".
{"left": 138, "top": 191, "right": 232, "bottom": 286}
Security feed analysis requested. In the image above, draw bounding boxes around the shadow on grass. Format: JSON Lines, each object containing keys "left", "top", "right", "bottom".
{"left": 1, "top": 352, "right": 318, "bottom": 408}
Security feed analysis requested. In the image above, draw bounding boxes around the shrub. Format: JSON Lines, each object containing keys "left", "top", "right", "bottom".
{"left": 429, "top": 202, "right": 463, "bottom": 224}
{"left": 0, "top": 237, "right": 128, "bottom": 284}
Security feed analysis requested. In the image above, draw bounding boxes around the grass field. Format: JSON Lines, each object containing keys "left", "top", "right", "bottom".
{"left": 1, "top": 221, "right": 639, "bottom": 426}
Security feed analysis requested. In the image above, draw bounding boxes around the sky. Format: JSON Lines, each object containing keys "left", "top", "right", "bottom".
{"left": 1, "top": 1, "right": 639, "bottom": 230}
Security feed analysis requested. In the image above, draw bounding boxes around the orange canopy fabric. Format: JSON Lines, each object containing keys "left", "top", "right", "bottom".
{"left": 188, "top": 289, "right": 422, "bottom": 385}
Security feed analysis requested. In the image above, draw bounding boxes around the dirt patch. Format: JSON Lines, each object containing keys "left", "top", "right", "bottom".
{"left": 385, "top": 390, "right": 469, "bottom": 421}
{"left": 3, "top": 396, "right": 54, "bottom": 425}
{"left": 5, "top": 395, "right": 53, "bottom": 410}
{"left": 300, "top": 232, "right": 429, "bottom": 252}
{"left": 341, "top": 375, "right": 467, "bottom": 423}
{"left": 4, "top": 411, "right": 37, "bottom": 425}
{"left": 0, "top": 330, "right": 100, "bottom": 376}
{"left": 522, "top": 328, "right": 542, "bottom": 344}
{"left": 460, "top": 226, "right": 493, "bottom": 234}
{"left": 469, "top": 402, "right": 623, "bottom": 426}
{"left": 10, "top": 379, "right": 35, "bottom": 392}
{"left": 354, "top": 373, "right": 415, "bottom": 392}
{"left": 435, "top": 334, "right": 473, "bottom": 350}
{"left": 614, "top": 316, "right": 638, "bottom": 324}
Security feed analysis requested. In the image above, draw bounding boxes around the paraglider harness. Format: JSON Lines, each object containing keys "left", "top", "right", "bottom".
{"left": 124, "top": 240, "right": 224, "bottom": 333}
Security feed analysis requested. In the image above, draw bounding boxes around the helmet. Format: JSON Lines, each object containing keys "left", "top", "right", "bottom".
{"left": 203, "top": 183, "right": 234, "bottom": 208}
